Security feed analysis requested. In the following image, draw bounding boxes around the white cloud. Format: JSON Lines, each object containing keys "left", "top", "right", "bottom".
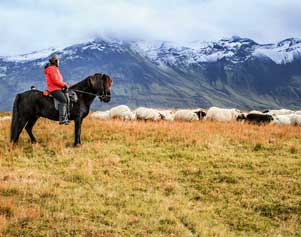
{"left": 0, "top": 0, "right": 300, "bottom": 55}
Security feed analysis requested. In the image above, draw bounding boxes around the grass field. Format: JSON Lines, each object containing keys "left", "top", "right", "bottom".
{"left": 0, "top": 114, "right": 300, "bottom": 237}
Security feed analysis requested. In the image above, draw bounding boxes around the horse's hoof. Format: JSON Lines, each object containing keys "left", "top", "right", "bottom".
{"left": 74, "top": 143, "right": 81, "bottom": 147}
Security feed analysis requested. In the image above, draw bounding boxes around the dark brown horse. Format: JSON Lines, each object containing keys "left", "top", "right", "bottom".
{"left": 10, "top": 73, "right": 112, "bottom": 146}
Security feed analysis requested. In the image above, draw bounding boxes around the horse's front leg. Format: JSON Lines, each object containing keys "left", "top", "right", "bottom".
{"left": 74, "top": 118, "right": 83, "bottom": 146}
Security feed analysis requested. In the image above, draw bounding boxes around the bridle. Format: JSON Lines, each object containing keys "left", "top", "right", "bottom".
{"left": 97, "top": 76, "right": 111, "bottom": 100}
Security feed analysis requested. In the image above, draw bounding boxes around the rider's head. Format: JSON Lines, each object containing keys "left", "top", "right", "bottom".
{"left": 49, "top": 54, "right": 60, "bottom": 67}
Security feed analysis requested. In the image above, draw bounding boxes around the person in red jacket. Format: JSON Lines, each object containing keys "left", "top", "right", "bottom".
{"left": 44, "top": 54, "right": 69, "bottom": 124}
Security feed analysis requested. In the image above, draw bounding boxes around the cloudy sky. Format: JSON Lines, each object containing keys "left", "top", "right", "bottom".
{"left": 0, "top": 0, "right": 300, "bottom": 55}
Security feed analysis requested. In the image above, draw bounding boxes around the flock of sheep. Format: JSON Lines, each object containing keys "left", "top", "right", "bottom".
{"left": 91, "top": 105, "right": 301, "bottom": 125}
{"left": 92, "top": 105, "right": 204, "bottom": 122}
{"left": 1, "top": 106, "right": 300, "bottom": 126}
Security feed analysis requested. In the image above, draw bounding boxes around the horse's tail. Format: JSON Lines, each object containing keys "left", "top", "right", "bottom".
{"left": 10, "top": 94, "right": 21, "bottom": 142}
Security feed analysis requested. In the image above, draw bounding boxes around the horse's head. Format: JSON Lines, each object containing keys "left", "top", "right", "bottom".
{"left": 89, "top": 73, "right": 112, "bottom": 103}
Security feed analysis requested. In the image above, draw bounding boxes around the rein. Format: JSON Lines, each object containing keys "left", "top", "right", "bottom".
{"left": 71, "top": 89, "right": 107, "bottom": 100}
{"left": 71, "top": 89, "right": 98, "bottom": 97}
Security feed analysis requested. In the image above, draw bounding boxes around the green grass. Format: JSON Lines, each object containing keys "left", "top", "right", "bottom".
{"left": 0, "top": 115, "right": 300, "bottom": 236}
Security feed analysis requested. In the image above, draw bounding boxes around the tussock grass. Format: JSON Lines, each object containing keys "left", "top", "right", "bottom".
{"left": 0, "top": 114, "right": 300, "bottom": 236}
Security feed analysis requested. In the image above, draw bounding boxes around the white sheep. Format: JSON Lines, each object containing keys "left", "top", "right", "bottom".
{"left": 135, "top": 107, "right": 162, "bottom": 121}
{"left": 109, "top": 105, "right": 136, "bottom": 120}
{"left": 272, "top": 114, "right": 301, "bottom": 125}
{"left": 91, "top": 111, "right": 110, "bottom": 120}
{"left": 291, "top": 114, "right": 301, "bottom": 125}
{"left": 174, "top": 110, "right": 199, "bottom": 121}
{"left": 157, "top": 110, "right": 175, "bottom": 121}
{"left": 272, "top": 115, "right": 293, "bottom": 125}
{"left": 205, "top": 107, "right": 241, "bottom": 122}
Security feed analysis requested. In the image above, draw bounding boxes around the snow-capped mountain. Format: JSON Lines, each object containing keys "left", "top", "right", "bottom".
{"left": 131, "top": 36, "right": 301, "bottom": 66}
{"left": 0, "top": 36, "right": 301, "bottom": 111}
{"left": 1, "top": 47, "right": 60, "bottom": 63}
{"left": 2, "top": 36, "right": 301, "bottom": 65}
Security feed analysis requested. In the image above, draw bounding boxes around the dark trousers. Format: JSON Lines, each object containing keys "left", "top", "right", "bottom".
{"left": 50, "top": 90, "right": 67, "bottom": 104}
{"left": 51, "top": 90, "right": 69, "bottom": 123}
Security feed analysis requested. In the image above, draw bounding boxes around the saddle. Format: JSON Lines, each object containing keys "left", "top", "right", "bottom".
{"left": 43, "top": 90, "right": 78, "bottom": 111}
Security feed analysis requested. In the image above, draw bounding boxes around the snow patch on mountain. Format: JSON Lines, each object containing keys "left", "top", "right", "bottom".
{"left": 82, "top": 42, "right": 106, "bottom": 51}
{"left": 1, "top": 47, "right": 60, "bottom": 62}
{"left": 130, "top": 37, "right": 256, "bottom": 66}
{"left": 253, "top": 38, "right": 301, "bottom": 64}
{"left": 2, "top": 46, "right": 83, "bottom": 66}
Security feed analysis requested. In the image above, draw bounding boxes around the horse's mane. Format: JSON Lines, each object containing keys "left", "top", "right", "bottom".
{"left": 70, "top": 75, "right": 91, "bottom": 90}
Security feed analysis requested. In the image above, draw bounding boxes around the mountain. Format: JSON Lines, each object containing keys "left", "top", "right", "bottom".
{"left": 0, "top": 36, "right": 301, "bottom": 111}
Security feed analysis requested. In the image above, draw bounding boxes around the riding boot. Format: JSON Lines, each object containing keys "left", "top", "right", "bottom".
{"left": 58, "top": 103, "right": 70, "bottom": 125}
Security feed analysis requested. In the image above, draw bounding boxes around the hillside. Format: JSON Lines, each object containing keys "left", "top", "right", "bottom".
{"left": 0, "top": 115, "right": 300, "bottom": 236}
{"left": 0, "top": 37, "right": 301, "bottom": 111}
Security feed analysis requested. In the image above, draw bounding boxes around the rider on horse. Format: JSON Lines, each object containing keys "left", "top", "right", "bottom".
{"left": 44, "top": 54, "right": 70, "bottom": 125}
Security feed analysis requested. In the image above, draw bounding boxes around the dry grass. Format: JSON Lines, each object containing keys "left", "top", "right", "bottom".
{"left": 0, "top": 113, "right": 300, "bottom": 236}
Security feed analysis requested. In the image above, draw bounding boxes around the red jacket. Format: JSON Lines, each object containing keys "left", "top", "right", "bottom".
{"left": 44, "top": 65, "right": 67, "bottom": 92}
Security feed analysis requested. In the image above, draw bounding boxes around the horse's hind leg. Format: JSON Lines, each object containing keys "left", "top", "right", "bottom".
{"left": 25, "top": 117, "right": 39, "bottom": 144}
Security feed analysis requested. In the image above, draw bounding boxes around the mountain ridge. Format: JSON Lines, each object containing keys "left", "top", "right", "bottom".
{"left": 2, "top": 36, "right": 301, "bottom": 64}
{"left": 0, "top": 36, "right": 301, "bottom": 111}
